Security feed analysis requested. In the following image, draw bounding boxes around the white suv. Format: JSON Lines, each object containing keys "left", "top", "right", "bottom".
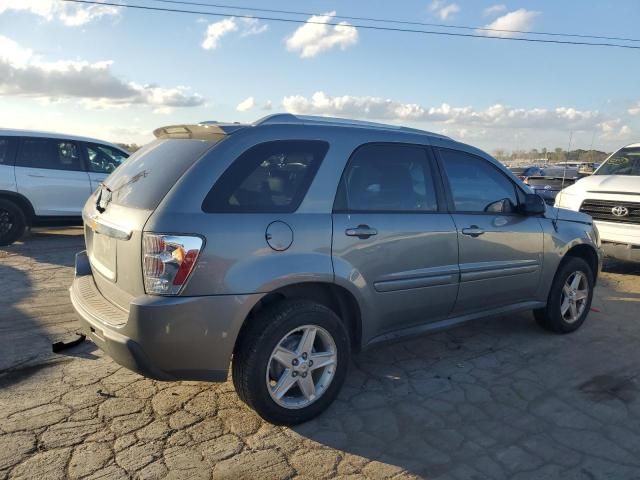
{"left": 555, "top": 143, "right": 640, "bottom": 262}
{"left": 0, "top": 129, "right": 129, "bottom": 245}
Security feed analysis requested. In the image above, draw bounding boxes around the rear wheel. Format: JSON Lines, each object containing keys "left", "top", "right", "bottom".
{"left": 232, "top": 300, "right": 350, "bottom": 425}
{"left": 534, "top": 256, "right": 594, "bottom": 333}
{"left": 0, "top": 199, "right": 27, "bottom": 246}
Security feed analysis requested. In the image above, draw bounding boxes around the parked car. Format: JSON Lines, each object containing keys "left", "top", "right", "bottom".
{"left": 555, "top": 143, "right": 640, "bottom": 262}
{"left": 0, "top": 129, "right": 129, "bottom": 245}
{"left": 524, "top": 168, "right": 581, "bottom": 206}
{"left": 71, "top": 114, "right": 601, "bottom": 425}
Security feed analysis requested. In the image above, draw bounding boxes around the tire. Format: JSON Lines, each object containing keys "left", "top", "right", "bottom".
{"left": 232, "top": 299, "right": 350, "bottom": 425}
{"left": 534, "top": 256, "right": 594, "bottom": 333}
{"left": 0, "top": 198, "right": 27, "bottom": 246}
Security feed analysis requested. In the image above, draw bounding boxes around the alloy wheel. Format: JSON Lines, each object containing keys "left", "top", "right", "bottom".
{"left": 266, "top": 325, "right": 338, "bottom": 409}
{"left": 560, "top": 271, "right": 589, "bottom": 323}
{"left": 0, "top": 209, "right": 12, "bottom": 235}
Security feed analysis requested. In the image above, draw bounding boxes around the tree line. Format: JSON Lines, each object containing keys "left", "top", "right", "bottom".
{"left": 492, "top": 148, "right": 611, "bottom": 164}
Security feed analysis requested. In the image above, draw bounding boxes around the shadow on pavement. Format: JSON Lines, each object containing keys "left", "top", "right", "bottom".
{"left": 0, "top": 226, "right": 84, "bottom": 269}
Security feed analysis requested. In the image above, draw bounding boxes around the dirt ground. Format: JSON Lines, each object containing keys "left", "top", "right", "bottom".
{"left": 1, "top": 227, "right": 640, "bottom": 479}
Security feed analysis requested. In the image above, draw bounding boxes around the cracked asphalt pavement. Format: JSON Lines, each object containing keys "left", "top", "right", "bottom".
{"left": 2, "top": 227, "right": 640, "bottom": 479}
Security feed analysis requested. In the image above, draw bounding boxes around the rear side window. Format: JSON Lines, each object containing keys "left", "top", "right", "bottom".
{"left": 86, "top": 143, "right": 129, "bottom": 174}
{"left": 105, "top": 139, "right": 214, "bottom": 210}
{"left": 334, "top": 143, "right": 438, "bottom": 212}
{"left": 0, "top": 137, "right": 17, "bottom": 165}
{"left": 17, "top": 138, "right": 82, "bottom": 171}
{"left": 203, "top": 140, "right": 329, "bottom": 213}
{"left": 439, "top": 148, "right": 518, "bottom": 214}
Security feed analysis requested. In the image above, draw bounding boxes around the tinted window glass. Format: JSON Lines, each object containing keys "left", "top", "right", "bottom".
{"left": 337, "top": 144, "right": 438, "bottom": 212}
{"left": 595, "top": 147, "right": 640, "bottom": 176}
{"left": 18, "top": 138, "right": 82, "bottom": 171}
{"left": 0, "top": 137, "right": 17, "bottom": 165}
{"left": 439, "top": 148, "right": 518, "bottom": 213}
{"left": 86, "top": 143, "right": 129, "bottom": 173}
{"left": 105, "top": 139, "right": 215, "bottom": 210}
{"left": 203, "top": 140, "right": 329, "bottom": 213}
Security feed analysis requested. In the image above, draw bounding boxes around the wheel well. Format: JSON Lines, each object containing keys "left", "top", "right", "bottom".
{"left": 233, "top": 282, "right": 363, "bottom": 354}
{"left": 0, "top": 191, "right": 35, "bottom": 225}
{"left": 564, "top": 244, "right": 599, "bottom": 283}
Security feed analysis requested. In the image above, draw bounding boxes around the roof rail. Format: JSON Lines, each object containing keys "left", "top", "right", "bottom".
{"left": 253, "top": 113, "right": 444, "bottom": 137}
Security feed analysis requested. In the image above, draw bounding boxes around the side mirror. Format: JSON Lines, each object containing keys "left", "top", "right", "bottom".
{"left": 522, "top": 193, "right": 546, "bottom": 215}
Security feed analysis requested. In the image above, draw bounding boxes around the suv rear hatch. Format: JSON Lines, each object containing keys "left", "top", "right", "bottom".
{"left": 84, "top": 124, "right": 242, "bottom": 314}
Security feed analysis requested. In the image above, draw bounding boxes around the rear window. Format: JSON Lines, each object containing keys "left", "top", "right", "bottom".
{"left": 104, "top": 139, "right": 214, "bottom": 210}
{"left": 0, "top": 137, "right": 17, "bottom": 165}
{"left": 202, "top": 140, "right": 329, "bottom": 213}
{"left": 17, "top": 138, "right": 82, "bottom": 171}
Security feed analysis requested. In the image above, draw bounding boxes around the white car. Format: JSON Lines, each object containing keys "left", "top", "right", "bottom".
{"left": 0, "top": 129, "right": 129, "bottom": 245}
{"left": 555, "top": 143, "right": 640, "bottom": 262}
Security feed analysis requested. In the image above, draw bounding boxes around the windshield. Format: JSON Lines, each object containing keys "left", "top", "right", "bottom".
{"left": 595, "top": 147, "right": 640, "bottom": 176}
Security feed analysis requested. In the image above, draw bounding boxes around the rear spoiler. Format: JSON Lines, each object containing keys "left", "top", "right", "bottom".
{"left": 153, "top": 123, "right": 247, "bottom": 140}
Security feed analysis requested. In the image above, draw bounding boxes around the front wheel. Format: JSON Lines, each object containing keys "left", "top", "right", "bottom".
{"left": 534, "top": 256, "right": 594, "bottom": 333}
{"left": 232, "top": 300, "right": 350, "bottom": 425}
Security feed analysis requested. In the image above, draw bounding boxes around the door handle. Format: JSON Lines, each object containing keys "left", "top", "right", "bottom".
{"left": 345, "top": 224, "right": 378, "bottom": 239}
{"left": 28, "top": 174, "right": 47, "bottom": 178}
{"left": 462, "top": 225, "right": 485, "bottom": 237}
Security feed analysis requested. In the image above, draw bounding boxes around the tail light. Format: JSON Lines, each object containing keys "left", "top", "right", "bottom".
{"left": 142, "top": 234, "right": 203, "bottom": 295}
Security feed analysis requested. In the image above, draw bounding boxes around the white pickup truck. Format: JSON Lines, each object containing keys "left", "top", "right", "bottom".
{"left": 555, "top": 143, "right": 640, "bottom": 262}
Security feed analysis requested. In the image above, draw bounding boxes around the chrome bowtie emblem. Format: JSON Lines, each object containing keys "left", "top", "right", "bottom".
{"left": 611, "top": 205, "right": 629, "bottom": 217}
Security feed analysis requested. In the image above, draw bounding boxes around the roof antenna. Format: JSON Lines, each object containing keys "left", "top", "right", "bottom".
{"left": 553, "top": 130, "right": 573, "bottom": 231}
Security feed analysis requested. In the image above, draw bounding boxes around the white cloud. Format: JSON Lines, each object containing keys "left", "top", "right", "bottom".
{"left": 628, "top": 101, "right": 640, "bottom": 116}
{"left": 236, "top": 96, "right": 255, "bottom": 112}
{"left": 239, "top": 18, "right": 268, "bottom": 37}
{"left": 0, "top": 0, "right": 120, "bottom": 26}
{"left": 429, "top": 1, "right": 460, "bottom": 20}
{"left": 286, "top": 11, "right": 358, "bottom": 58}
{"left": 598, "top": 119, "right": 631, "bottom": 140}
{"left": 202, "top": 17, "right": 238, "bottom": 50}
{"left": 281, "top": 91, "right": 603, "bottom": 131}
{"left": 0, "top": 35, "right": 204, "bottom": 109}
{"left": 262, "top": 100, "right": 273, "bottom": 111}
{"left": 483, "top": 9, "right": 540, "bottom": 37}
{"left": 201, "top": 17, "right": 268, "bottom": 50}
{"left": 484, "top": 4, "right": 507, "bottom": 16}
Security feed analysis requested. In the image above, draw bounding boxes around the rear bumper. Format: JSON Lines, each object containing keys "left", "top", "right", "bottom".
{"left": 70, "top": 251, "right": 262, "bottom": 382}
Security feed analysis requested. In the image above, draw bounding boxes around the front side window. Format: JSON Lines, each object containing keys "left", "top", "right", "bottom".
{"left": 335, "top": 144, "right": 438, "bottom": 212}
{"left": 17, "top": 138, "right": 82, "bottom": 171}
{"left": 86, "top": 143, "right": 129, "bottom": 174}
{"left": 203, "top": 140, "right": 329, "bottom": 213}
{"left": 595, "top": 147, "right": 640, "bottom": 176}
{"left": 439, "top": 148, "right": 518, "bottom": 214}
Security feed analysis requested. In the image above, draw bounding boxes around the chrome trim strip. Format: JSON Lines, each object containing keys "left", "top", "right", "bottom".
{"left": 83, "top": 212, "right": 132, "bottom": 241}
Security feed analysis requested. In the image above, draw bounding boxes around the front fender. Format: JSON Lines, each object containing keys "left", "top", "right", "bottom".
{"left": 538, "top": 217, "right": 602, "bottom": 299}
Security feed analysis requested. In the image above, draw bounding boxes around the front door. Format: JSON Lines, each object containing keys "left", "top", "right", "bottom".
{"left": 14, "top": 137, "right": 91, "bottom": 217}
{"left": 332, "top": 143, "right": 459, "bottom": 342}
{"left": 436, "top": 147, "right": 544, "bottom": 315}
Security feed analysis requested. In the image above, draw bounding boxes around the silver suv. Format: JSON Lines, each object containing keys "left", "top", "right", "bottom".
{"left": 71, "top": 114, "right": 602, "bottom": 424}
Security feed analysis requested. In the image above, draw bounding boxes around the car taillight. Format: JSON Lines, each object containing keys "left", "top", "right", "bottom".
{"left": 142, "top": 234, "right": 203, "bottom": 295}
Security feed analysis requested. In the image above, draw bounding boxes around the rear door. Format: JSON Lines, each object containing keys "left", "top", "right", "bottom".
{"left": 332, "top": 143, "right": 459, "bottom": 339}
{"left": 83, "top": 143, "right": 129, "bottom": 192}
{"left": 436, "top": 148, "right": 544, "bottom": 315}
{"left": 14, "top": 137, "right": 91, "bottom": 216}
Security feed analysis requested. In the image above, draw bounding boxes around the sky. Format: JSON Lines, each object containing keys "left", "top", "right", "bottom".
{"left": 0, "top": 0, "right": 639, "bottom": 153}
